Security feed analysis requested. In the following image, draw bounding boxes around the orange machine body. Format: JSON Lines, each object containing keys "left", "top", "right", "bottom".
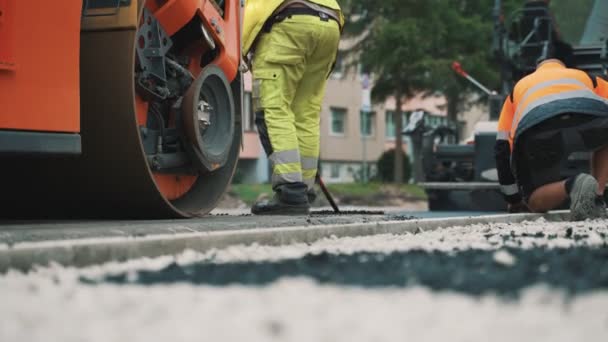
{"left": 139, "top": 0, "right": 241, "bottom": 200}
{"left": 0, "top": 0, "right": 81, "bottom": 133}
{"left": 0, "top": 0, "right": 243, "bottom": 219}
{"left": 0, "top": 0, "right": 240, "bottom": 145}
{"left": 152, "top": 0, "right": 240, "bottom": 81}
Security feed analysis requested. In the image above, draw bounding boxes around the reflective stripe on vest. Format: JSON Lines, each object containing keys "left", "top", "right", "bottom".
{"left": 511, "top": 78, "right": 602, "bottom": 132}
{"left": 496, "top": 130, "right": 509, "bottom": 141}
{"left": 500, "top": 183, "right": 519, "bottom": 196}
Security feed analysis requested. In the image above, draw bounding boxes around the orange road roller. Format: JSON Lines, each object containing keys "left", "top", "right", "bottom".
{"left": 0, "top": 0, "right": 243, "bottom": 219}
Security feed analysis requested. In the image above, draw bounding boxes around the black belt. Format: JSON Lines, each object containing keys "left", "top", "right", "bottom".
{"left": 263, "top": 7, "right": 340, "bottom": 33}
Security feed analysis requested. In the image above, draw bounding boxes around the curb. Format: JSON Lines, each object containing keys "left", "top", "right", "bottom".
{"left": 0, "top": 211, "right": 569, "bottom": 272}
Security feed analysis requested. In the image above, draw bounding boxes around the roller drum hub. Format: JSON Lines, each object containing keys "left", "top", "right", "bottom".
{"left": 182, "top": 65, "right": 235, "bottom": 173}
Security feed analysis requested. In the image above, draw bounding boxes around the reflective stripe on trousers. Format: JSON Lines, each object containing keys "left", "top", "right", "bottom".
{"left": 301, "top": 156, "right": 318, "bottom": 189}
{"left": 500, "top": 183, "right": 519, "bottom": 196}
{"left": 252, "top": 15, "right": 339, "bottom": 189}
{"left": 270, "top": 149, "right": 304, "bottom": 185}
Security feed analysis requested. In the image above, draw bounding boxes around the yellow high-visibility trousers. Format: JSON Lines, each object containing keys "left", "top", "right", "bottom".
{"left": 253, "top": 15, "right": 340, "bottom": 190}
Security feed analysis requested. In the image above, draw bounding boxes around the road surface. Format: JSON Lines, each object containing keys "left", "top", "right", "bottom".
{"left": 1, "top": 214, "right": 607, "bottom": 341}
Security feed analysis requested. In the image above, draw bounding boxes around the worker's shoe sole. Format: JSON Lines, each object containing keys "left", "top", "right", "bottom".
{"left": 569, "top": 174, "right": 605, "bottom": 221}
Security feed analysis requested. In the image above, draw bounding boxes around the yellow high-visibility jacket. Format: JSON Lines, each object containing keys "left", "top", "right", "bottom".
{"left": 242, "top": 0, "right": 344, "bottom": 56}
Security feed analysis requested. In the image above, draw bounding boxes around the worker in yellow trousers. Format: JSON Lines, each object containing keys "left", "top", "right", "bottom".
{"left": 243, "top": 0, "right": 343, "bottom": 215}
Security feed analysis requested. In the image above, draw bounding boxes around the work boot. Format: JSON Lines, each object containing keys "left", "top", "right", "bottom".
{"left": 251, "top": 182, "right": 310, "bottom": 215}
{"left": 307, "top": 188, "right": 317, "bottom": 205}
{"left": 592, "top": 195, "right": 608, "bottom": 219}
{"left": 569, "top": 174, "right": 606, "bottom": 221}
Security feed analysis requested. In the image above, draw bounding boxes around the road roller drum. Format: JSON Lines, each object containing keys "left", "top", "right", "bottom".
{"left": 0, "top": 0, "right": 243, "bottom": 219}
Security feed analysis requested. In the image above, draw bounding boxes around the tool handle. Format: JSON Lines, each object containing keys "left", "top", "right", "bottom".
{"left": 316, "top": 174, "right": 340, "bottom": 213}
{"left": 452, "top": 61, "right": 495, "bottom": 95}
{"left": 451, "top": 61, "right": 468, "bottom": 77}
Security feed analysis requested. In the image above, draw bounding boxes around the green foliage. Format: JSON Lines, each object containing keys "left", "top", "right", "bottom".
{"left": 326, "top": 182, "right": 427, "bottom": 200}
{"left": 376, "top": 148, "right": 411, "bottom": 183}
{"left": 345, "top": 0, "right": 521, "bottom": 119}
{"left": 229, "top": 182, "right": 427, "bottom": 204}
{"left": 229, "top": 183, "right": 273, "bottom": 205}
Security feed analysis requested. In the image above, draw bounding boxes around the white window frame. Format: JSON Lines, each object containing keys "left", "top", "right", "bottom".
{"left": 330, "top": 163, "right": 341, "bottom": 179}
{"left": 360, "top": 111, "right": 376, "bottom": 138}
{"left": 385, "top": 111, "right": 408, "bottom": 140}
{"left": 330, "top": 107, "right": 347, "bottom": 137}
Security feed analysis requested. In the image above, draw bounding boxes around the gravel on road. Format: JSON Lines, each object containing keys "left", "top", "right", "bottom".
{"left": 1, "top": 217, "right": 607, "bottom": 342}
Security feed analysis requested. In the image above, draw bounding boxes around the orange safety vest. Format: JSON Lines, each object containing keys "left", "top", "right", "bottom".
{"left": 497, "top": 60, "right": 608, "bottom": 149}
{"left": 596, "top": 77, "right": 608, "bottom": 98}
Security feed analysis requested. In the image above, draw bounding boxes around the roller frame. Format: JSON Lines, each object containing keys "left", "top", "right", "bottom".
{"left": 0, "top": 0, "right": 243, "bottom": 219}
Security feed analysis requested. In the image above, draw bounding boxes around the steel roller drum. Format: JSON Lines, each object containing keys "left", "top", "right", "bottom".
{"left": 0, "top": 3, "right": 241, "bottom": 219}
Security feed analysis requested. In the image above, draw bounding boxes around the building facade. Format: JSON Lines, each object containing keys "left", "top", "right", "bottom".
{"left": 235, "top": 72, "right": 271, "bottom": 184}
{"left": 235, "top": 44, "right": 488, "bottom": 184}
{"left": 317, "top": 45, "right": 451, "bottom": 183}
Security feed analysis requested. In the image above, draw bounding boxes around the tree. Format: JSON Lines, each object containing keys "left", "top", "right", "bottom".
{"left": 346, "top": 0, "right": 431, "bottom": 184}
{"left": 377, "top": 148, "right": 411, "bottom": 183}
{"left": 345, "top": 0, "right": 520, "bottom": 183}
{"left": 360, "top": 14, "right": 436, "bottom": 184}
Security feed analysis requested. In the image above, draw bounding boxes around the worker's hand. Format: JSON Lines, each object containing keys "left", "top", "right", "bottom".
{"left": 508, "top": 201, "right": 529, "bottom": 213}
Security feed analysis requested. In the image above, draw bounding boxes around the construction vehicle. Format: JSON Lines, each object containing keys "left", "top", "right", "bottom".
{"left": 417, "top": 0, "right": 608, "bottom": 211}
{"left": 0, "top": 0, "right": 243, "bottom": 219}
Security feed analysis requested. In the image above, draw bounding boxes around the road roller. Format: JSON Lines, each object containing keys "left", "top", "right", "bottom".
{"left": 0, "top": 0, "right": 243, "bottom": 219}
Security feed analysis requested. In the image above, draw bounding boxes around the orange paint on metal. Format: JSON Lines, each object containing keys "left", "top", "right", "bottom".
{"left": 135, "top": 96, "right": 149, "bottom": 125}
{"left": 0, "top": 0, "right": 80, "bottom": 132}
{"left": 153, "top": 174, "right": 198, "bottom": 200}
{"left": 137, "top": 0, "right": 242, "bottom": 202}
{"left": 152, "top": 0, "right": 240, "bottom": 82}
{"left": 137, "top": 89, "right": 199, "bottom": 200}
{"left": 137, "top": 90, "right": 198, "bottom": 201}
{"left": 153, "top": 0, "right": 200, "bottom": 36}
{"left": 0, "top": 0, "right": 16, "bottom": 70}
{"left": 198, "top": 0, "right": 240, "bottom": 81}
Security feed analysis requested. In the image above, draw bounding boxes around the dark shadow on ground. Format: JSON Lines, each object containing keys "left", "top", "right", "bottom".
{"left": 92, "top": 245, "right": 608, "bottom": 297}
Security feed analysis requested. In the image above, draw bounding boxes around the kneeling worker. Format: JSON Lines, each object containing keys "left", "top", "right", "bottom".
{"left": 243, "top": 0, "right": 343, "bottom": 215}
{"left": 495, "top": 59, "right": 608, "bottom": 220}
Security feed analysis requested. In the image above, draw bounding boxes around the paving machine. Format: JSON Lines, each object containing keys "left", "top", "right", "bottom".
{"left": 0, "top": 0, "right": 243, "bottom": 218}
{"left": 418, "top": 0, "right": 608, "bottom": 211}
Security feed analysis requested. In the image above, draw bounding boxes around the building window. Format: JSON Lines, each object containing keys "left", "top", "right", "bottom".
{"left": 330, "top": 164, "right": 341, "bottom": 179}
{"left": 385, "top": 111, "right": 408, "bottom": 139}
{"left": 243, "top": 92, "right": 256, "bottom": 131}
{"left": 330, "top": 107, "right": 347, "bottom": 135}
{"left": 360, "top": 111, "right": 376, "bottom": 137}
